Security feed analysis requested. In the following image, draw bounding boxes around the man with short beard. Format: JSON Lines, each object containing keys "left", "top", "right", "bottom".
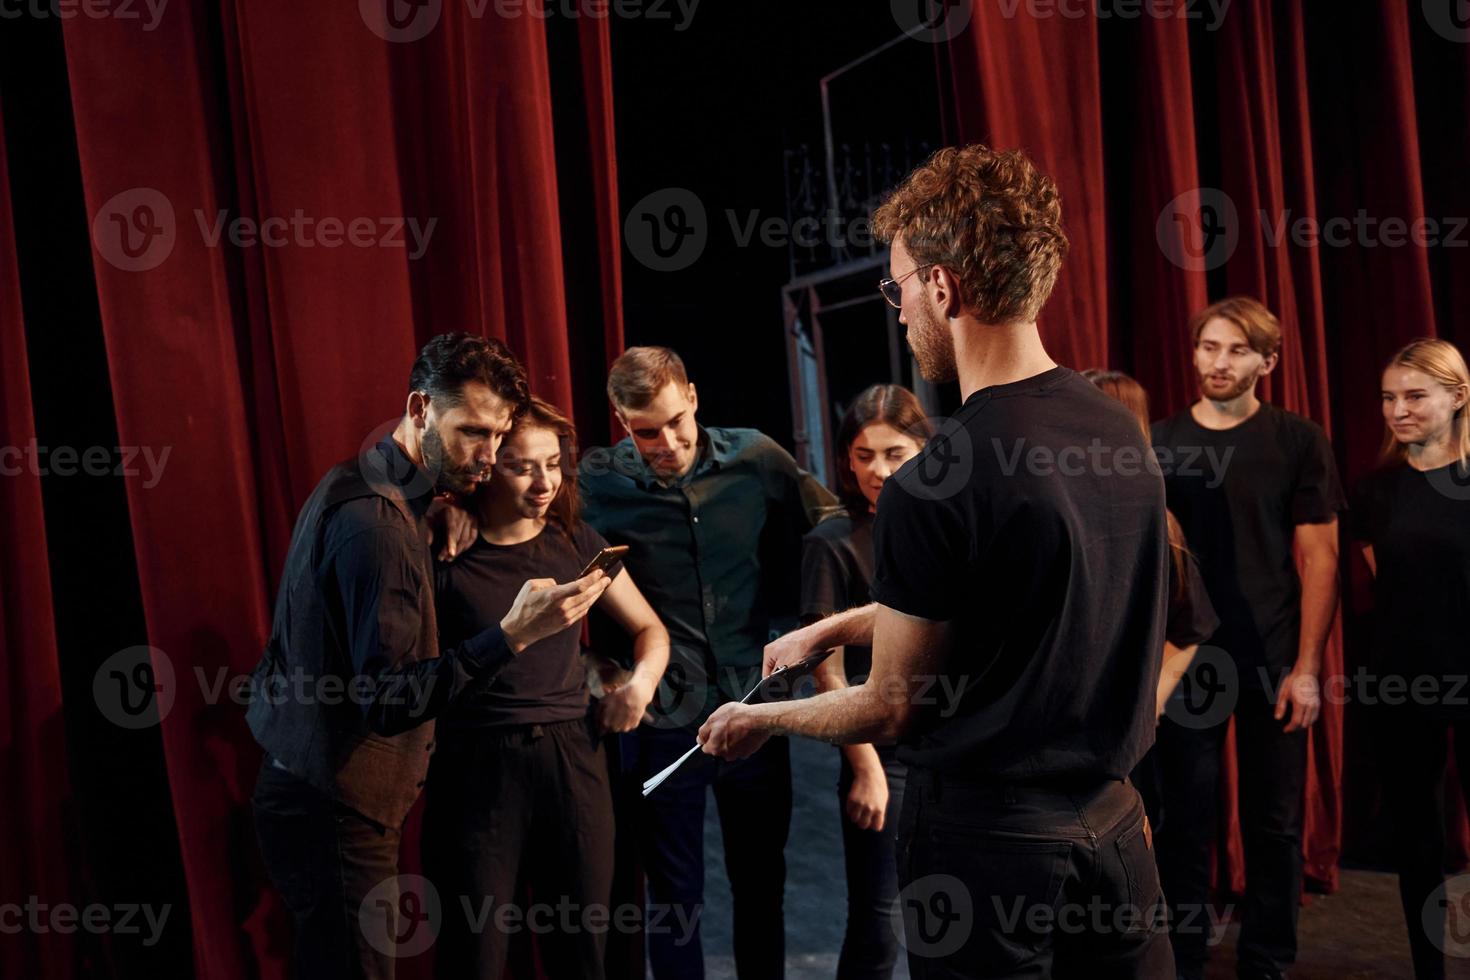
{"left": 1150, "top": 298, "right": 1343, "bottom": 980}
{"left": 702, "top": 144, "right": 1175, "bottom": 977}
{"left": 247, "top": 333, "right": 611, "bottom": 980}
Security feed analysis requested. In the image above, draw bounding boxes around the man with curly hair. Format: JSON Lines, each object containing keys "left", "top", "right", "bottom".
{"left": 700, "top": 145, "right": 1175, "bottom": 978}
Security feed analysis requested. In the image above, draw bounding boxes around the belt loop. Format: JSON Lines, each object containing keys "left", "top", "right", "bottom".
{"left": 1003, "top": 785, "right": 1017, "bottom": 805}
{"left": 530, "top": 724, "right": 544, "bottom": 741}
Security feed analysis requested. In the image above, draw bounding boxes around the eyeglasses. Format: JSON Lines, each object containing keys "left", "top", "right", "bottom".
{"left": 878, "top": 265, "right": 931, "bottom": 309}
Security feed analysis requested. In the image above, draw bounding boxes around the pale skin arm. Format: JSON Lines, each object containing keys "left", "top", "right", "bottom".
{"left": 1361, "top": 543, "right": 1377, "bottom": 577}
{"left": 700, "top": 604, "right": 951, "bottom": 760}
{"left": 816, "top": 647, "right": 890, "bottom": 831}
{"left": 763, "top": 603, "right": 878, "bottom": 677}
{"left": 590, "top": 569, "right": 671, "bottom": 734}
{"left": 1155, "top": 641, "right": 1200, "bottom": 719}
{"left": 1277, "top": 518, "right": 1340, "bottom": 732}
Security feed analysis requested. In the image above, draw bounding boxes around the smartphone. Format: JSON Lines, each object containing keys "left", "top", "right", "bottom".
{"left": 577, "top": 544, "right": 630, "bottom": 579}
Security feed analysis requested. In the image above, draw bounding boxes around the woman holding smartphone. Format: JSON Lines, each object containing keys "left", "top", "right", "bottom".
{"left": 1350, "top": 339, "right": 1470, "bottom": 980}
{"left": 423, "top": 397, "right": 669, "bottom": 980}
{"left": 800, "top": 383, "right": 931, "bottom": 980}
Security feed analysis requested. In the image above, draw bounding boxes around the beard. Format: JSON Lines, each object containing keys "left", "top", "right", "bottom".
{"left": 906, "top": 297, "right": 957, "bottom": 383}
{"left": 421, "top": 423, "right": 479, "bottom": 495}
{"left": 1197, "top": 364, "right": 1260, "bottom": 402}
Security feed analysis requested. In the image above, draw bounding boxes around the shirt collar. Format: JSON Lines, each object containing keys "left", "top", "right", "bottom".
{"left": 372, "top": 435, "right": 437, "bottom": 518}
{"left": 626, "top": 425, "right": 730, "bottom": 490}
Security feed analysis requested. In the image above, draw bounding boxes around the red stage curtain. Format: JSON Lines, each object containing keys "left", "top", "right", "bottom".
{"left": 22, "top": 8, "right": 623, "bottom": 980}
{"left": 0, "top": 99, "right": 76, "bottom": 980}
{"left": 949, "top": 2, "right": 1470, "bottom": 896}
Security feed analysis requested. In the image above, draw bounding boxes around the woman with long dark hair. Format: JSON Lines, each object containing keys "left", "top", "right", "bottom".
{"left": 422, "top": 397, "right": 669, "bottom": 979}
{"left": 800, "top": 383, "right": 932, "bottom": 980}
{"left": 1350, "top": 339, "right": 1470, "bottom": 980}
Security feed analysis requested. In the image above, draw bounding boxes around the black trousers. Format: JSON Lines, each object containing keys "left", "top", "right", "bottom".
{"left": 1375, "top": 707, "right": 1470, "bottom": 980}
{"left": 421, "top": 717, "right": 615, "bottom": 980}
{"left": 897, "top": 770, "right": 1174, "bottom": 979}
{"left": 253, "top": 758, "right": 404, "bottom": 980}
{"left": 836, "top": 754, "right": 907, "bottom": 980}
{"left": 1153, "top": 683, "right": 1308, "bottom": 979}
{"left": 636, "top": 724, "right": 792, "bottom": 979}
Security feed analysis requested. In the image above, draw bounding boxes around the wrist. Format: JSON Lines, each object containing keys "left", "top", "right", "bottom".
{"left": 500, "top": 618, "right": 529, "bottom": 655}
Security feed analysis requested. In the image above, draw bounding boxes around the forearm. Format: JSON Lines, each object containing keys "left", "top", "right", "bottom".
{"left": 628, "top": 626, "right": 671, "bottom": 689}
{"left": 816, "top": 652, "right": 885, "bottom": 770}
{"left": 747, "top": 681, "right": 902, "bottom": 746}
{"left": 364, "top": 626, "right": 515, "bottom": 736}
{"left": 1156, "top": 641, "right": 1198, "bottom": 715}
{"left": 1295, "top": 559, "right": 1339, "bottom": 674}
{"left": 801, "top": 604, "right": 878, "bottom": 651}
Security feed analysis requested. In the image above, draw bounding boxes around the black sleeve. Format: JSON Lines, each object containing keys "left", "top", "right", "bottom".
{"left": 1347, "top": 475, "right": 1377, "bottom": 541}
{"left": 757, "top": 434, "right": 836, "bottom": 619}
{"left": 329, "top": 523, "right": 514, "bottom": 736}
{"left": 1292, "top": 422, "right": 1346, "bottom": 524}
{"left": 869, "top": 475, "right": 968, "bottom": 621}
{"left": 800, "top": 531, "right": 847, "bottom": 623}
{"left": 1165, "top": 549, "right": 1219, "bottom": 648}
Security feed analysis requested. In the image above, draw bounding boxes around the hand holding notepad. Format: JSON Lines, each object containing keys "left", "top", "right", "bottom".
{"left": 640, "top": 650, "right": 833, "bottom": 797}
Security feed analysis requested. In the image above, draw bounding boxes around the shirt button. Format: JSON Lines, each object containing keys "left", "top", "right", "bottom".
{"left": 692, "top": 516, "right": 700, "bottom": 523}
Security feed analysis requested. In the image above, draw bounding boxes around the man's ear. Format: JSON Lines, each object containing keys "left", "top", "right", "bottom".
{"left": 1260, "top": 352, "right": 1280, "bottom": 377}
{"left": 613, "top": 406, "right": 632, "bottom": 438}
{"left": 687, "top": 382, "right": 698, "bottom": 412}
{"left": 932, "top": 266, "right": 963, "bottom": 319}
{"left": 407, "top": 390, "right": 430, "bottom": 429}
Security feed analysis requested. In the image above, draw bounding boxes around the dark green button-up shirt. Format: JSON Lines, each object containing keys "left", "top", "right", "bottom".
{"left": 579, "top": 426, "right": 837, "bottom": 726}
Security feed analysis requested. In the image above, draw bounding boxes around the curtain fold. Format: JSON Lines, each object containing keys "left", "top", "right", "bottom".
{"left": 0, "top": 98, "right": 76, "bottom": 980}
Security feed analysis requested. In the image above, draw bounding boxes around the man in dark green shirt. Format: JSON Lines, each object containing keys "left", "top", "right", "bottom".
{"left": 579, "top": 346, "right": 834, "bottom": 979}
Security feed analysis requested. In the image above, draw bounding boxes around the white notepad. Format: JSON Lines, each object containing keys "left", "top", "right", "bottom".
{"left": 641, "top": 650, "right": 833, "bottom": 797}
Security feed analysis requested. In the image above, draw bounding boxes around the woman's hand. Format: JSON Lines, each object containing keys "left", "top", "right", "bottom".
{"left": 595, "top": 673, "right": 658, "bottom": 734}
{"left": 844, "top": 763, "right": 889, "bottom": 832}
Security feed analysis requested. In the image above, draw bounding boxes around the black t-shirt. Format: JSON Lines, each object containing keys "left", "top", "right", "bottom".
{"left": 801, "top": 511, "right": 876, "bottom": 677}
{"left": 1152, "top": 402, "right": 1344, "bottom": 685}
{"left": 1167, "top": 540, "right": 1219, "bottom": 649}
{"left": 434, "top": 521, "right": 616, "bottom": 728}
{"left": 870, "top": 367, "right": 1169, "bottom": 782}
{"left": 1351, "top": 461, "right": 1470, "bottom": 719}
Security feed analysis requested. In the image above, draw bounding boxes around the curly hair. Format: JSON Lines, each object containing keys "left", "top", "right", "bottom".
{"left": 872, "top": 144, "right": 1068, "bottom": 324}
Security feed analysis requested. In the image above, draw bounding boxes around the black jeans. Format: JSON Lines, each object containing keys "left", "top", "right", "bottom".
{"left": 421, "top": 717, "right": 615, "bottom": 980}
{"left": 253, "top": 758, "right": 404, "bottom": 980}
{"left": 636, "top": 724, "right": 792, "bottom": 979}
{"left": 1375, "top": 707, "right": 1470, "bottom": 980}
{"left": 836, "top": 754, "right": 907, "bottom": 980}
{"left": 897, "top": 769, "right": 1173, "bottom": 979}
{"left": 1153, "top": 682, "right": 1307, "bottom": 979}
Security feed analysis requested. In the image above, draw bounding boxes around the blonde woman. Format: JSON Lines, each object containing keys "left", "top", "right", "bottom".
{"left": 1351, "top": 338, "right": 1470, "bottom": 980}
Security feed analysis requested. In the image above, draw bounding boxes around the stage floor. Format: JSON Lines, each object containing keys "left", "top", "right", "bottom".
{"left": 689, "top": 736, "right": 1465, "bottom": 979}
